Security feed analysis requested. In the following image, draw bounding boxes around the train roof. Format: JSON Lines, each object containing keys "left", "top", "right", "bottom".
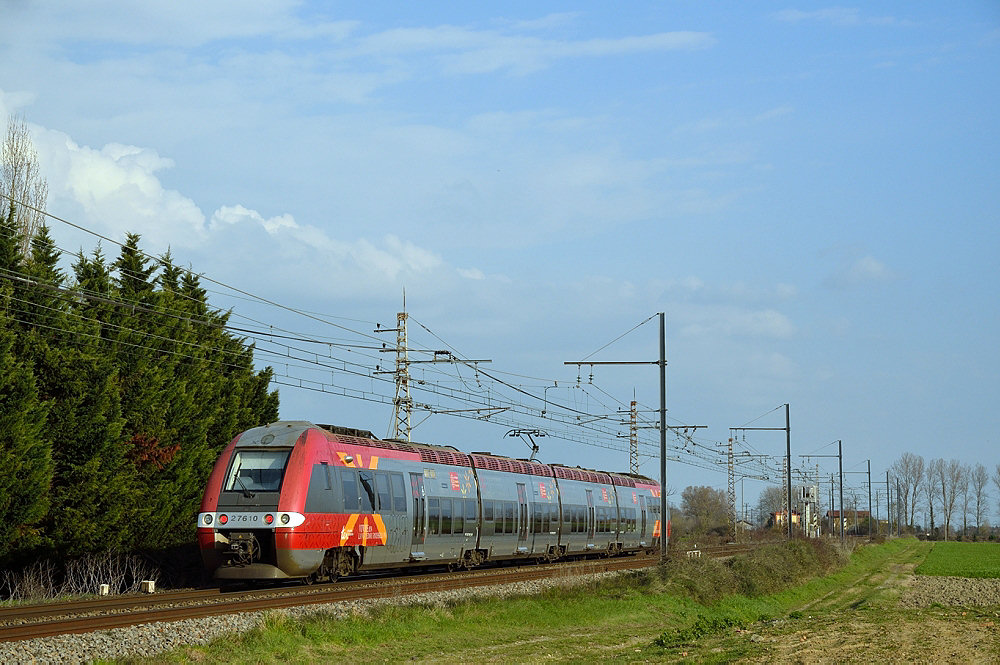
{"left": 258, "top": 421, "right": 658, "bottom": 485}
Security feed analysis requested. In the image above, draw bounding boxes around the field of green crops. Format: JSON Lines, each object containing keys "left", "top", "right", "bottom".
{"left": 915, "top": 541, "right": 1000, "bottom": 578}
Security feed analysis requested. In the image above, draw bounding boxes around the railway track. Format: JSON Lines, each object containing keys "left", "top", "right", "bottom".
{"left": 0, "top": 544, "right": 763, "bottom": 644}
{"left": 0, "top": 555, "right": 660, "bottom": 643}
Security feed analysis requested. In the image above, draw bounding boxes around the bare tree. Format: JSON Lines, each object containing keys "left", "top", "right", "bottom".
{"left": 971, "top": 463, "right": 989, "bottom": 536}
{"left": 757, "top": 485, "right": 785, "bottom": 528}
{"left": 932, "top": 458, "right": 963, "bottom": 540}
{"left": 958, "top": 462, "right": 970, "bottom": 538}
{"left": 927, "top": 458, "right": 942, "bottom": 535}
{"left": 892, "top": 452, "right": 925, "bottom": 528}
{"left": 994, "top": 463, "right": 1000, "bottom": 522}
{"left": 680, "top": 485, "right": 729, "bottom": 535}
{"left": 1, "top": 113, "right": 48, "bottom": 255}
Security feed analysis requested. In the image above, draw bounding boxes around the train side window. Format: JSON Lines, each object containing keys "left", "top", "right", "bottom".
{"left": 341, "top": 468, "right": 360, "bottom": 511}
{"left": 453, "top": 501, "right": 464, "bottom": 534}
{"left": 465, "top": 498, "right": 476, "bottom": 522}
{"left": 550, "top": 504, "right": 558, "bottom": 531}
{"left": 483, "top": 500, "right": 494, "bottom": 521}
{"left": 359, "top": 471, "right": 376, "bottom": 513}
{"left": 504, "top": 502, "right": 515, "bottom": 534}
{"left": 441, "top": 499, "right": 453, "bottom": 535}
{"left": 305, "top": 463, "right": 336, "bottom": 513}
{"left": 375, "top": 472, "right": 391, "bottom": 512}
{"left": 533, "top": 503, "right": 543, "bottom": 534}
{"left": 391, "top": 473, "right": 407, "bottom": 512}
{"left": 428, "top": 498, "right": 440, "bottom": 535}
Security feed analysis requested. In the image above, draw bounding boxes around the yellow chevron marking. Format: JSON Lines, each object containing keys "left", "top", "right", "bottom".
{"left": 341, "top": 513, "right": 360, "bottom": 545}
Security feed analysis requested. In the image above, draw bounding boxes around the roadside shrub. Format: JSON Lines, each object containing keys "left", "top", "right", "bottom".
{"left": 658, "top": 554, "right": 738, "bottom": 605}
{"left": 655, "top": 538, "right": 847, "bottom": 607}
{"left": 0, "top": 552, "right": 159, "bottom": 601}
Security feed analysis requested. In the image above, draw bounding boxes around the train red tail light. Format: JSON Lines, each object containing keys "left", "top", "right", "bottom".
{"left": 264, "top": 514, "right": 274, "bottom": 525}
{"left": 219, "top": 514, "right": 229, "bottom": 525}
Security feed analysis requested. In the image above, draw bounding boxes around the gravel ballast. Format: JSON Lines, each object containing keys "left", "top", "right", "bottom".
{"left": 1, "top": 572, "right": 620, "bottom": 664}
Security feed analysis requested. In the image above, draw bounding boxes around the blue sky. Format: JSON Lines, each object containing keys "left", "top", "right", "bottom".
{"left": 2, "top": 2, "right": 998, "bottom": 513}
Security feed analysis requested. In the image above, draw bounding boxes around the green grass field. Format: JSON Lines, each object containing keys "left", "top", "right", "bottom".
{"left": 915, "top": 541, "right": 1000, "bottom": 578}
{"left": 135, "top": 539, "right": 922, "bottom": 664}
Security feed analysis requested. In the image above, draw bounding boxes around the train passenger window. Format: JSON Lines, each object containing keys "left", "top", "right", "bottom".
{"left": 465, "top": 498, "right": 476, "bottom": 522}
{"left": 551, "top": 504, "right": 559, "bottom": 531}
{"left": 504, "top": 502, "right": 515, "bottom": 534}
{"left": 341, "top": 469, "right": 360, "bottom": 511}
{"left": 375, "top": 472, "right": 391, "bottom": 512}
{"left": 540, "top": 504, "right": 548, "bottom": 534}
{"left": 453, "top": 502, "right": 464, "bottom": 534}
{"left": 483, "top": 500, "right": 494, "bottom": 521}
{"left": 532, "top": 504, "right": 542, "bottom": 534}
{"left": 428, "top": 498, "right": 440, "bottom": 535}
{"left": 391, "top": 473, "right": 407, "bottom": 512}
{"left": 441, "top": 499, "right": 452, "bottom": 534}
{"left": 305, "top": 464, "right": 339, "bottom": 513}
{"left": 359, "top": 471, "right": 376, "bottom": 513}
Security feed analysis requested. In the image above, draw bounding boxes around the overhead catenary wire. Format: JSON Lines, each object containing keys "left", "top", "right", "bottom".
{"left": 1, "top": 194, "right": 780, "bottom": 478}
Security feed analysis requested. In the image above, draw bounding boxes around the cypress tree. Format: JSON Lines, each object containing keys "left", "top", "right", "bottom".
{"left": 0, "top": 283, "right": 52, "bottom": 562}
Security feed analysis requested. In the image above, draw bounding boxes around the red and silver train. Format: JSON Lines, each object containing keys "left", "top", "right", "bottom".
{"left": 198, "top": 421, "right": 664, "bottom": 581}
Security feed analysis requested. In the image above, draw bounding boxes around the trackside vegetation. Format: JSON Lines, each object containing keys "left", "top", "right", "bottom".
{"left": 0, "top": 205, "right": 279, "bottom": 576}
{"left": 135, "top": 539, "right": 901, "bottom": 664}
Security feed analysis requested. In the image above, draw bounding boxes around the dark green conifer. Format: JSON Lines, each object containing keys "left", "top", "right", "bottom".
{"left": 0, "top": 283, "right": 52, "bottom": 562}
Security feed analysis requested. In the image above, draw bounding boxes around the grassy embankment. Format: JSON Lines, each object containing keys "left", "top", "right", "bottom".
{"left": 122, "top": 539, "right": 939, "bottom": 663}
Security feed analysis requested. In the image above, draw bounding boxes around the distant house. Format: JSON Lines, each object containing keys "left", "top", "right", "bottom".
{"left": 768, "top": 510, "right": 800, "bottom": 528}
{"left": 826, "top": 509, "right": 871, "bottom": 533}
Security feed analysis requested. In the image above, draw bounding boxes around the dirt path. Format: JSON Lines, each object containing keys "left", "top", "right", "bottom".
{"left": 723, "top": 541, "right": 1000, "bottom": 663}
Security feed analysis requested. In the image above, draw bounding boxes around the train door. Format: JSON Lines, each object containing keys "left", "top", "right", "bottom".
{"left": 409, "top": 473, "right": 426, "bottom": 559}
{"left": 585, "top": 489, "right": 595, "bottom": 545}
{"left": 516, "top": 483, "right": 528, "bottom": 552}
{"left": 639, "top": 495, "right": 648, "bottom": 543}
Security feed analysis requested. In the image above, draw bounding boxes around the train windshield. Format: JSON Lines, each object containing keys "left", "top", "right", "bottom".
{"left": 224, "top": 449, "right": 291, "bottom": 492}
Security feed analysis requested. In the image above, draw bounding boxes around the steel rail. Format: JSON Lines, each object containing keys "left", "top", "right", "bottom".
{"left": 0, "top": 555, "right": 659, "bottom": 643}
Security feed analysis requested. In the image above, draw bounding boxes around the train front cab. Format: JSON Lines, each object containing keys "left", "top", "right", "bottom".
{"left": 198, "top": 421, "right": 316, "bottom": 580}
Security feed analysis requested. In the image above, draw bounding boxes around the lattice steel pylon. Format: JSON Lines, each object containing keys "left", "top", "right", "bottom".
{"left": 391, "top": 309, "right": 412, "bottom": 441}
{"left": 629, "top": 400, "right": 639, "bottom": 474}
{"left": 727, "top": 438, "right": 736, "bottom": 541}
{"left": 781, "top": 456, "right": 789, "bottom": 529}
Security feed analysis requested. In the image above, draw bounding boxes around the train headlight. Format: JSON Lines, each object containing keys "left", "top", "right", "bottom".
{"left": 203, "top": 514, "right": 213, "bottom": 525}
{"left": 280, "top": 513, "right": 290, "bottom": 525}
{"left": 219, "top": 514, "right": 228, "bottom": 525}
{"left": 264, "top": 513, "right": 274, "bottom": 525}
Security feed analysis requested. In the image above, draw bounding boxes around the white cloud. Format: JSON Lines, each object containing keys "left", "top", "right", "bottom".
{"left": 678, "top": 306, "right": 796, "bottom": 340}
{"left": 20, "top": 114, "right": 452, "bottom": 293}
{"left": 358, "top": 26, "right": 714, "bottom": 75}
{"left": 7, "top": 1, "right": 358, "bottom": 48}
{"left": 457, "top": 268, "right": 486, "bottom": 280}
{"left": 210, "top": 205, "right": 296, "bottom": 235}
{"left": 773, "top": 8, "right": 903, "bottom": 27}
{"left": 34, "top": 129, "right": 208, "bottom": 247}
{"left": 826, "top": 255, "right": 897, "bottom": 288}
